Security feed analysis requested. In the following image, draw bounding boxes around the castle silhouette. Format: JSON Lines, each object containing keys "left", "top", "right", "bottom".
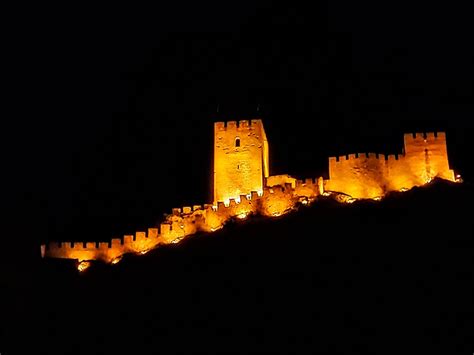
{"left": 41, "top": 119, "right": 455, "bottom": 266}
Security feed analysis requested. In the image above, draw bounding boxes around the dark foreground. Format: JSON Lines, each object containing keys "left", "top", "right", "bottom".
{"left": 3, "top": 180, "right": 474, "bottom": 354}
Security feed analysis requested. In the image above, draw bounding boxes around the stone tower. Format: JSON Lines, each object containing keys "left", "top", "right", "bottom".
{"left": 213, "top": 119, "right": 270, "bottom": 204}
{"left": 403, "top": 132, "right": 455, "bottom": 183}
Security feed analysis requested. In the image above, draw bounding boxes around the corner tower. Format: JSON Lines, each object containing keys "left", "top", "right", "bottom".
{"left": 403, "top": 132, "right": 455, "bottom": 183}
{"left": 213, "top": 119, "right": 269, "bottom": 205}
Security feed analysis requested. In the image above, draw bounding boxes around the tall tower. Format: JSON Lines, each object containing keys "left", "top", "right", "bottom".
{"left": 403, "top": 132, "right": 455, "bottom": 183}
{"left": 213, "top": 119, "right": 270, "bottom": 205}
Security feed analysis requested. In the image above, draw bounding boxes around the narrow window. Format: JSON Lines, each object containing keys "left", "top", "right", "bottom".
{"left": 235, "top": 137, "right": 240, "bottom": 147}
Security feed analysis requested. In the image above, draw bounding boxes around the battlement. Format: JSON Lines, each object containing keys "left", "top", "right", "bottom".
{"left": 404, "top": 131, "right": 446, "bottom": 142}
{"left": 330, "top": 152, "right": 384, "bottom": 163}
{"left": 214, "top": 119, "right": 262, "bottom": 132}
{"left": 403, "top": 132, "right": 448, "bottom": 154}
{"left": 43, "top": 228, "right": 162, "bottom": 263}
{"left": 386, "top": 154, "right": 400, "bottom": 161}
{"left": 327, "top": 130, "right": 454, "bottom": 198}
{"left": 43, "top": 122, "right": 457, "bottom": 266}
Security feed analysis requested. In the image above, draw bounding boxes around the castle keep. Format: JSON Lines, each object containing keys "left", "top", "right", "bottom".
{"left": 214, "top": 120, "right": 269, "bottom": 204}
{"left": 42, "top": 119, "right": 456, "bottom": 266}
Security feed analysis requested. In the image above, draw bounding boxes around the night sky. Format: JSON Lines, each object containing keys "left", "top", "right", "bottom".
{"left": 4, "top": 2, "right": 474, "bottom": 352}
{"left": 11, "top": 1, "right": 473, "bottom": 245}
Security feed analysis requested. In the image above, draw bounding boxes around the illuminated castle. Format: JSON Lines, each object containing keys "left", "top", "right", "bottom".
{"left": 41, "top": 119, "right": 456, "bottom": 268}
{"left": 214, "top": 120, "right": 269, "bottom": 205}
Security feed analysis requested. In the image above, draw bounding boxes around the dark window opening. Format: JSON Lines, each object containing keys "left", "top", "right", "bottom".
{"left": 235, "top": 138, "right": 240, "bottom": 147}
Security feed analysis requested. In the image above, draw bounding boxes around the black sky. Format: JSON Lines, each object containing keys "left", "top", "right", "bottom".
{"left": 9, "top": 1, "right": 474, "bottom": 244}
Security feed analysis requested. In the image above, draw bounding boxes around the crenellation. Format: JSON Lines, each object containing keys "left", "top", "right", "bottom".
{"left": 148, "top": 228, "right": 158, "bottom": 239}
{"left": 160, "top": 223, "right": 171, "bottom": 236}
{"left": 136, "top": 231, "right": 146, "bottom": 241}
{"left": 250, "top": 119, "right": 260, "bottom": 127}
{"left": 404, "top": 132, "right": 424, "bottom": 143}
{"left": 425, "top": 132, "right": 435, "bottom": 140}
{"left": 215, "top": 122, "right": 225, "bottom": 131}
{"left": 111, "top": 239, "right": 122, "bottom": 247}
{"left": 43, "top": 120, "right": 456, "bottom": 265}
{"left": 226, "top": 121, "right": 237, "bottom": 129}
{"left": 239, "top": 120, "right": 250, "bottom": 128}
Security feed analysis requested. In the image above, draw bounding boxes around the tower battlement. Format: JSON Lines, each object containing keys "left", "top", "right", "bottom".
{"left": 42, "top": 121, "right": 458, "bottom": 266}
{"left": 214, "top": 119, "right": 262, "bottom": 132}
{"left": 404, "top": 131, "right": 446, "bottom": 141}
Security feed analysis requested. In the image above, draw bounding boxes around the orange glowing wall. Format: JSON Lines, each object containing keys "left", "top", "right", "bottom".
{"left": 261, "top": 184, "right": 299, "bottom": 217}
{"left": 213, "top": 119, "right": 269, "bottom": 204}
{"left": 403, "top": 132, "right": 454, "bottom": 183}
{"left": 44, "top": 228, "right": 162, "bottom": 263}
{"left": 326, "top": 153, "right": 389, "bottom": 198}
{"left": 42, "top": 126, "right": 457, "bottom": 264}
{"left": 42, "top": 194, "right": 263, "bottom": 263}
{"left": 294, "top": 177, "right": 324, "bottom": 199}
{"left": 325, "top": 132, "right": 455, "bottom": 199}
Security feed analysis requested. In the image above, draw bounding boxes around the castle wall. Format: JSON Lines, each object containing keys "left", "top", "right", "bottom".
{"left": 43, "top": 125, "right": 457, "bottom": 265}
{"left": 213, "top": 119, "right": 269, "bottom": 204}
{"left": 326, "top": 154, "right": 388, "bottom": 198}
{"left": 325, "top": 132, "right": 455, "bottom": 199}
{"left": 43, "top": 192, "right": 264, "bottom": 263}
{"left": 294, "top": 177, "right": 324, "bottom": 199}
{"left": 261, "top": 184, "right": 298, "bottom": 217}
{"left": 267, "top": 174, "right": 297, "bottom": 189}
{"left": 403, "top": 132, "right": 454, "bottom": 183}
{"left": 44, "top": 228, "right": 162, "bottom": 263}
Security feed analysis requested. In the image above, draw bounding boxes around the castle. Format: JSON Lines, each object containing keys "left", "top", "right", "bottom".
{"left": 41, "top": 119, "right": 456, "bottom": 268}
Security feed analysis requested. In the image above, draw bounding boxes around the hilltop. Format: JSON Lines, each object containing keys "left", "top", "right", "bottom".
{"left": 5, "top": 179, "right": 473, "bottom": 353}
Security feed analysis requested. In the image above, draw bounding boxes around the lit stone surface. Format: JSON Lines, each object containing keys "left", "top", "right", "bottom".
{"left": 42, "top": 123, "right": 456, "bottom": 265}
{"left": 213, "top": 119, "right": 269, "bottom": 205}
{"left": 325, "top": 132, "right": 455, "bottom": 199}
{"left": 261, "top": 184, "right": 298, "bottom": 217}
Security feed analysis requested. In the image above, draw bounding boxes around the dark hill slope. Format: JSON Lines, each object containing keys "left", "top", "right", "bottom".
{"left": 5, "top": 180, "right": 474, "bottom": 353}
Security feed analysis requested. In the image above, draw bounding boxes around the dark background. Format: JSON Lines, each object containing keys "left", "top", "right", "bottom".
{"left": 4, "top": 1, "right": 474, "bottom": 353}
{"left": 10, "top": 1, "right": 474, "bottom": 244}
